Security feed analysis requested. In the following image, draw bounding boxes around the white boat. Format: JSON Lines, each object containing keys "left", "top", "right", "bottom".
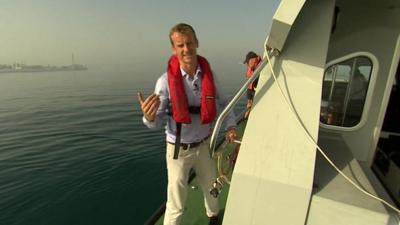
{"left": 147, "top": 0, "right": 400, "bottom": 224}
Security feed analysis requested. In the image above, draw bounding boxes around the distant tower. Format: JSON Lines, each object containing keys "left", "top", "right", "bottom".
{"left": 71, "top": 53, "right": 75, "bottom": 69}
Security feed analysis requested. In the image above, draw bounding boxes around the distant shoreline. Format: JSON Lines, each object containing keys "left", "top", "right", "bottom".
{"left": 0, "top": 65, "right": 88, "bottom": 74}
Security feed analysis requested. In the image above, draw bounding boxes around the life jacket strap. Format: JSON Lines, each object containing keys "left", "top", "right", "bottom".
{"left": 167, "top": 106, "right": 201, "bottom": 116}
{"left": 173, "top": 123, "right": 182, "bottom": 159}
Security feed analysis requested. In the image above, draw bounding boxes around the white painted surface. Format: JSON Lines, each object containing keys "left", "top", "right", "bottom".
{"left": 222, "top": 0, "right": 334, "bottom": 224}
{"left": 309, "top": 132, "right": 391, "bottom": 224}
{"left": 265, "top": 0, "right": 305, "bottom": 51}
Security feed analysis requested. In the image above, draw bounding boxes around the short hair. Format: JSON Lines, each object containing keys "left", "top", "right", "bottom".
{"left": 169, "top": 23, "right": 198, "bottom": 46}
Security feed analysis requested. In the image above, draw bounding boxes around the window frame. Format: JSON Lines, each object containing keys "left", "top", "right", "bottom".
{"left": 320, "top": 52, "right": 379, "bottom": 131}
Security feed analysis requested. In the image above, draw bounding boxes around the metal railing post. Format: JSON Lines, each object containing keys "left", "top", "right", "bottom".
{"left": 209, "top": 57, "right": 269, "bottom": 156}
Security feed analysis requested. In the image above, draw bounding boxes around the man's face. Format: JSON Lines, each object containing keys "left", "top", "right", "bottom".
{"left": 171, "top": 32, "right": 198, "bottom": 65}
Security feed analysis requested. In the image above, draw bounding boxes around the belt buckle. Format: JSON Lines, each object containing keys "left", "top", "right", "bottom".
{"left": 182, "top": 143, "right": 189, "bottom": 150}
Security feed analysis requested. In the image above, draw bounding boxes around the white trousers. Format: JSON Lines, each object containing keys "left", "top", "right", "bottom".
{"left": 163, "top": 139, "right": 219, "bottom": 225}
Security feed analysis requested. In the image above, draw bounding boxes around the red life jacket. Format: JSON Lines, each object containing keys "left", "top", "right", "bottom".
{"left": 167, "top": 54, "right": 217, "bottom": 124}
{"left": 246, "top": 56, "right": 261, "bottom": 90}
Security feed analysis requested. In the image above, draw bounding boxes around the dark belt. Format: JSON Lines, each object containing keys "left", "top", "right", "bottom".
{"left": 168, "top": 136, "right": 209, "bottom": 150}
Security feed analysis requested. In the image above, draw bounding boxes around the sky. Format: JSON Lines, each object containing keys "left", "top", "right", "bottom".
{"left": 0, "top": 0, "right": 279, "bottom": 72}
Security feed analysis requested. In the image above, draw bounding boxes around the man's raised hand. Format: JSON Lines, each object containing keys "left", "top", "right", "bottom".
{"left": 137, "top": 92, "right": 160, "bottom": 122}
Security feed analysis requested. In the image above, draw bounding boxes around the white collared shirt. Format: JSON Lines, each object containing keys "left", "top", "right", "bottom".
{"left": 143, "top": 66, "right": 236, "bottom": 144}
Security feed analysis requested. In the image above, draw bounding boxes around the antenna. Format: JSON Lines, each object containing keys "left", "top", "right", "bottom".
{"left": 71, "top": 53, "right": 75, "bottom": 66}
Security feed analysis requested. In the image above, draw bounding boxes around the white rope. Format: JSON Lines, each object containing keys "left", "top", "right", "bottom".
{"left": 265, "top": 49, "right": 400, "bottom": 215}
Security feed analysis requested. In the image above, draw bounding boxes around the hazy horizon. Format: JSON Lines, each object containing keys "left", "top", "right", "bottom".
{"left": 0, "top": 0, "right": 279, "bottom": 71}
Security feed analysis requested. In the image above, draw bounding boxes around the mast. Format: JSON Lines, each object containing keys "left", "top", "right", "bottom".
{"left": 71, "top": 53, "right": 75, "bottom": 69}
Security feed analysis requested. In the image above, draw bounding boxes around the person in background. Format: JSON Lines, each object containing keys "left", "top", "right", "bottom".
{"left": 345, "top": 68, "right": 369, "bottom": 126}
{"left": 243, "top": 51, "right": 262, "bottom": 119}
{"left": 137, "top": 23, "right": 237, "bottom": 225}
{"left": 349, "top": 68, "right": 368, "bottom": 100}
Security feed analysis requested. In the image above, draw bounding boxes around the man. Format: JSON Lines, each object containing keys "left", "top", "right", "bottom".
{"left": 243, "top": 51, "right": 262, "bottom": 119}
{"left": 138, "top": 23, "right": 237, "bottom": 225}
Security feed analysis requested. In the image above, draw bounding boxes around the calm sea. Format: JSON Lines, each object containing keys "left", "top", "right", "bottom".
{"left": 0, "top": 68, "right": 246, "bottom": 225}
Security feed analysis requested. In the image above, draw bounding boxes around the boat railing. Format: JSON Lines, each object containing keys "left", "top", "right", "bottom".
{"left": 209, "top": 52, "right": 272, "bottom": 156}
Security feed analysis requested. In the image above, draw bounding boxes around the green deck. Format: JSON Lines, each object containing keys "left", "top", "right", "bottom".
{"left": 154, "top": 120, "right": 247, "bottom": 225}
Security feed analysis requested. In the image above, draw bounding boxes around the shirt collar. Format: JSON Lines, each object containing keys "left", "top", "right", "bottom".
{"left": 180, "top": 65, "right": 202, "bottom": 79}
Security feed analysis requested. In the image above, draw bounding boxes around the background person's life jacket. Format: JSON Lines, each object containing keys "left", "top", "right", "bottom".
{"left": 246, "top": 56, "right": 261, "bottom": 91}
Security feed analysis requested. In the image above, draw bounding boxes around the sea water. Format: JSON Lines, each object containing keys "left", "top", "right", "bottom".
{"left": 0, "top": 68, "right": 246, "bottom": 225}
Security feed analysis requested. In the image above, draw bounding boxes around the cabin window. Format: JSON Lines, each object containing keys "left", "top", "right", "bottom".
{"left": 320, "top": 56, "right": 372, "bottom": 127}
